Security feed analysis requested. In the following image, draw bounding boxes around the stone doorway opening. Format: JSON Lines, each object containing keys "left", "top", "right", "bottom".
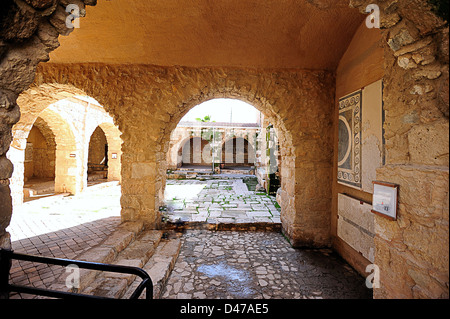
{"left": 8, "top": 87, "right": 123, "bottom": 216}
{"left": 163, "top": 98, "right": 282, "bottom": 231}
{"left": 22, "top": 117, "right": 57, "bottom": 201}
{"left": 87, "top": 126, "right": 109, "bottom": 184}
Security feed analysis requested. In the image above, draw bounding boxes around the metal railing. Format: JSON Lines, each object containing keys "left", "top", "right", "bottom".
{"left": 0, "top": 249, "right": 153, "bottom": 300}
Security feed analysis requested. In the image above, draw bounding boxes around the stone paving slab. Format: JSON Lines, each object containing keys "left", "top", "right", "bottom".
{"left": 6, "top": 184, "right": 122, "bottom": 299}
{"left": 162, "top": 230, "right": 372, "bottom": 299}
{"left": 163, "top": 178, "right": 281, "bottom": 229}
{"left": 8, "top": 216, "right": 121, "bottom": 299}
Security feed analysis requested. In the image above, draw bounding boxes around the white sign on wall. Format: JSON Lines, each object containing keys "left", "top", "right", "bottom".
{"left": 372, "top": 181, "right": 399, "bottom": 221}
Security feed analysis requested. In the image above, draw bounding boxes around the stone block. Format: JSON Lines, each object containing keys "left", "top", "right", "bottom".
{"left": 131, "top": 162, "right": 157, "bottom": 179}
{"left": 338, "top": 193, "right": 374, "bottom": 233}
{"left": 246, "top": 211, "right": 272, "bottom": 217}
{"left": 78, "top": 247, "right": 116, "bottom": 264}
{"left": 407, "top": 122, "right": 449, "bottom": 166}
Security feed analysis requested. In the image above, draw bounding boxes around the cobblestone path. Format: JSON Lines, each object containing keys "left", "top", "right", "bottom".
{"left": 162, "top": 230, "right": 372, "bottom": 299}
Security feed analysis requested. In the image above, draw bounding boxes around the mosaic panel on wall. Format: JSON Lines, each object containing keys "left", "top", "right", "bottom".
{"left": 338, "top": 90, "right": 362, "bottom": 189}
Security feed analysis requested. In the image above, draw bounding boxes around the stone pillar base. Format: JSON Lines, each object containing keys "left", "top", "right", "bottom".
{"left": 281, "top": 223, "right": 331, "bottom": 248}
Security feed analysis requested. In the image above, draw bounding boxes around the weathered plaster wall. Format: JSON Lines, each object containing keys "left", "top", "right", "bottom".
{"left": 34, "top": 63, "right": 336, "bottom": 248}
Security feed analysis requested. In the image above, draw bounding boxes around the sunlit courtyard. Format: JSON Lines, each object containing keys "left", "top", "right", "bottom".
{"left": 7, "top": 182, "right": 121, "bottom": 242}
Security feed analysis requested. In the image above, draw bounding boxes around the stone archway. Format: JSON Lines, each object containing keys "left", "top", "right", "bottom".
{"left": 221, "top": 137, "right": 255, "bottom": 167}
{"left": 40, "top": 107, "right": 79, "bottom": 194}
{"left": 8, "top": 105, "right": 79, "bottom": 206}
{"left": 21, "top": 117, "right": 56, "bottom": 200}
{"left": 8, "top": 83, "right": 122, "bottom": 207}
{"left": 86, "top": 122, "right": 122, "bottom": 183}
{"left": 0, "top": 0, "right": 447, "bottom": 300}
{"left": 23, "top": 117, "right": 56, "bottom": 183}
{"left": 30, "top": 64, "right": 335, "bottom": 248}
{"left": 180, "top": 136, "right": 211, "bottom": 167}
{"left": 87, "top": 126, "right": 108, "bottom": 181}
{"left": 153, "top": 79, "right": 334, "bottom": 248}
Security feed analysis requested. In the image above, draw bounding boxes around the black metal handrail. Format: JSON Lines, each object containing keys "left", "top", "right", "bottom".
{"left": 0, "top": 249, "right": 153, "bottom": 300}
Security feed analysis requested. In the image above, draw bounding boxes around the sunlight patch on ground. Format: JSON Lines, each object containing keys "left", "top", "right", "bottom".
{"left": 164, "top": 184, "right": 208, "bottom": 201}
{"left": 8, "top": 184, "right": 121, "bottom": 242}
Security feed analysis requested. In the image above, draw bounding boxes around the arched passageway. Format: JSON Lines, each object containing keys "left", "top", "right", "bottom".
{"left": 0, "top": 0, "right": 447, "bottom": 301}
{"left": 24, "top": 118, "right": 56, "bottom": 183}
{"left": 8, "top": 106, "right": 79, "bottom": 206}
{"left": 179, "top": 137, "right": 211, "bottom": 167}
{"left": 221, "top": 137, "right": 255, "bottom": 168}
{"left": 86, "top": 122, "right": 123, "bottom": 183}
{"left": 157, "top": 89, "right": 312, "bottom": 247}
{"left": 22, "top": 117, "right": 57, "bottom": 199}
{"left": 29, "top": 65, "right": 335, "bottom": 249}
{"left": 8, "top": 85, "right": 123, "bottom": 208}
{"left": 87, "top": 126, "right": 108, "bottom": 182}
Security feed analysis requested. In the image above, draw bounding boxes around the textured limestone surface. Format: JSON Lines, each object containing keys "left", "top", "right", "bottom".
{"left": 350, "top": 0, "right": 449, "bottom": 299}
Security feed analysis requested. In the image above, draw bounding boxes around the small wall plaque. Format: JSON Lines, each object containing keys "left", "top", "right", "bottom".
{"left": 371, "top": 181, "right": 399, "bottom": 221}
{"left": 112, "top": 153, "right": 118, "bottom": 159}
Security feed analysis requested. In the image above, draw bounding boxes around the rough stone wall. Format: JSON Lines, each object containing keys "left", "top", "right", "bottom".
{"left": 350, "top": 0, "right": 449, "bottom": 299}
{"left": 34, "top": 63, "right": 335, "bottom": 248}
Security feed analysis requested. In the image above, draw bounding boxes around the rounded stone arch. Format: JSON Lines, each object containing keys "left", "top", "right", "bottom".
{"left": 8, "top": 106, "right": 79, "bottom": 207}
{"left": 168, "top": 134, "right": 190, "bottom": 169}
{"left": 86, "top": 122, "right": 123, "bottom": 182}
{"left": 34, "top": 65, "right": 335, "bottom": 248}
{"left": 36, "top": 108, "right": 80, "bottom": 194}
{"left": 178, "top": 136, "right": 212, "bottom": 167}
{"left": 159, "top": 91, "right": 298, "bottom": 242}
{"left": 221, "top": 136, "right": 256, "bottom": 167}
{"left": 9, "top": 83, "right": 120, "bottom": 207}
{"left": 24, "top": 116, "right": 57, "bottom": 182}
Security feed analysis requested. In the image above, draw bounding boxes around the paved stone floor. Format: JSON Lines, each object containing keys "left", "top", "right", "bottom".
{"left": 164, "top": 177, "right": 281, "bottom": 225}
{"left": 7, "top": 183, "right": 121, "bottom": 299}
{"left": 8, "top": 182, "right": 121, "bottom": 241}
{"left": 6, "top": 177, "right": 372, "bottom": 299}
{"left": 163, "top": 230, "right": 372, "bottom": 299}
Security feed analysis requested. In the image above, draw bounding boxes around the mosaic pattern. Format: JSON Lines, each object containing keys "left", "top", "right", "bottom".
{"left": 338, "top": 90, "right": 362, "bottom": 189}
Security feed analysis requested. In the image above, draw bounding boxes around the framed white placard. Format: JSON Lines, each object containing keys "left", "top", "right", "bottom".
{"left": 371, "top": 181, "right": 399, "bottom": 221}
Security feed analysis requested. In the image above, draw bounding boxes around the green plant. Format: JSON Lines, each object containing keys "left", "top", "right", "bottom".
{"left": 195, "top": 115, "right": 213, "bottom": 122}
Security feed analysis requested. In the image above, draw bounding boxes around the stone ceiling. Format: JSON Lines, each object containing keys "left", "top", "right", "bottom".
{"left": 49, "top": 0, "right": 365, "bottom": 70}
